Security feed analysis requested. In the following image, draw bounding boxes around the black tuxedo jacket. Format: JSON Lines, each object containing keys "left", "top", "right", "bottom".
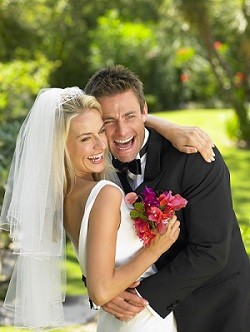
{"left": 128, "top": 129, "right": 250, "bottom": 332}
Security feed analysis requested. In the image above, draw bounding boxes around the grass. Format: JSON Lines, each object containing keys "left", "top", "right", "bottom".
{"left": 66, "top": 241, "right": 87, "bottom": 296}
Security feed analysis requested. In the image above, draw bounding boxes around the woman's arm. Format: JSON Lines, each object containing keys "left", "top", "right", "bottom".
{"left": 86, "top": 185, "right": 180, "bottom": 306}
{"left": 145, "top": 115, "right": 215, "bottom": 163}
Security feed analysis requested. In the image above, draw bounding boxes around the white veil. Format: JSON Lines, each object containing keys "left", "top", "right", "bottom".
{"left": 0, "top": 87, "right": 83, "bottom": 328}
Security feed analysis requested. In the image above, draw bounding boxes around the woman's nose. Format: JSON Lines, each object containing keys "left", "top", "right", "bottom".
{"left": 95, "top": 137, "right": 107, "bottom": 149}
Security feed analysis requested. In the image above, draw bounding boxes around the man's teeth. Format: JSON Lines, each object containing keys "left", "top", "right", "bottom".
{"left": 88, "top": 153, "right": 103, "bottom": 161}
{"left": 114, "top": 137, "right": 133, "bottom": 144}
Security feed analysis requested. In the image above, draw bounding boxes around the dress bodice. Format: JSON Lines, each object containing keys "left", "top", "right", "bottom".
{"left": 74, "top": 180, "right": 176, "bottom": 332}
{"left": 76, "top": 180, "right": 155, "bottom": 279}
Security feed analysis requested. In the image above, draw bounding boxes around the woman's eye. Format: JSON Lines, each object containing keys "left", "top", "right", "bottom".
{"left": 81, "top": 137, "right": 90, "bottom": 142}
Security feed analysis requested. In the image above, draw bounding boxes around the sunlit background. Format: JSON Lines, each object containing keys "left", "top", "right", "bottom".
{"left": 0, "top": 1, "right": 249, "bottom": 330}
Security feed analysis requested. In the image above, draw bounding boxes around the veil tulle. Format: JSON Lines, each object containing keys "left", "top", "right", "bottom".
{"left": 0, "top": 87, "right": 83, "bottom": 328}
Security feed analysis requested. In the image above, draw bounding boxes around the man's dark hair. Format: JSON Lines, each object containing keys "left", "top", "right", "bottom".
{"left": 84, "top": 65, "right": 145, "bottom": 112}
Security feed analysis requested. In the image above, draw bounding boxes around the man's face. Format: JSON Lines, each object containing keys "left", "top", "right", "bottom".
{"left": 98, "top": 90, "right": 147, "bottom": 163}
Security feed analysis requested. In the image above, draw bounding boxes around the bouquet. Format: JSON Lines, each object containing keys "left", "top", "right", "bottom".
{"left": 125, "top": 187, "right": 188, "bottom": 246}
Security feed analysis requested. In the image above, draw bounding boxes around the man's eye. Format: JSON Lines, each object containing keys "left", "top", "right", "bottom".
{"left": 126, "top": 114, "right": 135, "bottom": 119}
{"left": 100, "top": 128, "right": 106, "bottom": 134}
{"left": 104, "top": 119, "right": 114, "bottom": 125}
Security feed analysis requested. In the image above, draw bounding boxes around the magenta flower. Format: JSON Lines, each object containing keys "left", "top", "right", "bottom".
{"left": 142, "top": 187, "right": 159, "bottom": 207}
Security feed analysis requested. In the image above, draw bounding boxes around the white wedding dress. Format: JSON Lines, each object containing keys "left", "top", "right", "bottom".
{"left": 76, "top": 180, "right": 177, "bottom": 332}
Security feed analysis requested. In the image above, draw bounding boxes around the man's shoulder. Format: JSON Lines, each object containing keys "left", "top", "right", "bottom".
{"left": 147, "top": 127, "right": 171, "bottom": 145}
{"left": 147, "top": 127, "right": 183, "bottom": 154}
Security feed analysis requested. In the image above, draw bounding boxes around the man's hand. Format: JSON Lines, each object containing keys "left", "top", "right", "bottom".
{"left": 101, "top": 282, "right": 148, "bottom": 321}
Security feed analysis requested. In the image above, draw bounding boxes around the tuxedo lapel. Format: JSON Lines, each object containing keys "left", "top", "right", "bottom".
{"left": 135, "top": 129, "right": 169, "bottom": 194}
{"left": 135, "top": 169, "right": 167, "bottom": 195}
{"left": 117, "top": 171, "right": 133, "bottom": 194}
{"left": 143, "top": 129, "right": 162, "bottom": 182}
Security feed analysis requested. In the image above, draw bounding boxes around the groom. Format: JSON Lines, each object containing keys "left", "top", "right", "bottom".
{"left": 84, "top": 65, "right": 250, "bottom": 332}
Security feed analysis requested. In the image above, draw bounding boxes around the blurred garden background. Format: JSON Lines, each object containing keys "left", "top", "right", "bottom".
{"left": 0, "top": 0, "right": 250, "bottom": 329}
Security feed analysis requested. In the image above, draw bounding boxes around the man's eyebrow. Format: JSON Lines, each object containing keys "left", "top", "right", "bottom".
{"left": 104, "top": 110, "right": 136, "bottom": 118}
{"left": 103, "top": 115, "right": 115, "bottom": 120}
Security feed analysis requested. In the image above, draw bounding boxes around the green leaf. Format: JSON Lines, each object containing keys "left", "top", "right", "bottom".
{"left": 134, "top": 202, "right": 145, "bottom": 212}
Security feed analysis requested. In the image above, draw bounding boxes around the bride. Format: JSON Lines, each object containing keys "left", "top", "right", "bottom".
{"left": 0, "top": 87, "right": 207, "bottom": 330}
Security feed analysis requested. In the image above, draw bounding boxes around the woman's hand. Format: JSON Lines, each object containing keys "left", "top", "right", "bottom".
{"left": 147, "top": 216, "right": 180, "bottom": 260}
{"left": 145, "top": 115, "right": 215, "bottom": 163}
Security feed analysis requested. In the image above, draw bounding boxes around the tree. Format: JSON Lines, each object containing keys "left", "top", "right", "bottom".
{"left": 174, "top": 0, "right": 250, "bottom": 146}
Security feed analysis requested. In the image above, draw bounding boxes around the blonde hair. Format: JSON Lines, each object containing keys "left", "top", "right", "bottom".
{"left": 59, "top": 94, "right": 113, "bottom": 195}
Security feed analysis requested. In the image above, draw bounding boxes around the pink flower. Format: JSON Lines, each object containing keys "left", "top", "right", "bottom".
{"left": 125, "top": 192, "right": 139, "bottom": 205}
{"left": 148, "top": 206, "right": 163, "bottom": 223}
{"left": 159, "top": 191, "right": 173, "bottom": 206}
{"left": 156, "top": 219, "right": 169, "bottom": 235}
{"left": 165, "top": 193, "right": 188, "bottom": 210}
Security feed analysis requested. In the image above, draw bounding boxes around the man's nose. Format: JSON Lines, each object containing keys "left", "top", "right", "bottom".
{"left": 115, "top": 121, "right": 126, "bottom": 136}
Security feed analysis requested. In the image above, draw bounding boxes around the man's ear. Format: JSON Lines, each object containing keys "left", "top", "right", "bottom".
{"left": 142, "top": 102, "right": 148, "bottom": 122}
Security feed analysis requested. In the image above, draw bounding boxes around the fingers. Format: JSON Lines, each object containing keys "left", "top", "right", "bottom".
{"left": 101, "top": 291, "right": 147, "bottom": 320}
{"left": 127, "top": 281, "right": 140, "bottom": 289}
{"left": 192, "top": 128, "right": 215, "bottom": 163}
{"left": 122, "top": 290, "right": 148, "bottom": 307}
{"left": 167, "top": 218, "right": 180, "bottom": 238}
{"left": 102, "top": 300, "right": 137, "bottom": 320}
{"left": 176, "top": 126, "right": 215, "bottom": 163}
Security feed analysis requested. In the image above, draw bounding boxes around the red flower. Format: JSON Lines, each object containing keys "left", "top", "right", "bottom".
{"left": 134, "top": 219, "right": 155, "bottom": 246}
{"left": 180, "top": 73, "right": 190, "bottom": 82}
{"left": 125, "top": 187, "right": 188, "bottom": 246}
{"left": 214, "top": 41, "right": 222, "bottom": 50}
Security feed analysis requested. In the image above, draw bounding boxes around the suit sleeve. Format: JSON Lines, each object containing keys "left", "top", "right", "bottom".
{"left": 136, "top": 146, "right": 235, "bottom": 318}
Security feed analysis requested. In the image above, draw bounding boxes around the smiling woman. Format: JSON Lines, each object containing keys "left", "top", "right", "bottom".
{"left": 66, "top": 109, "right": 107, "bottom": 180}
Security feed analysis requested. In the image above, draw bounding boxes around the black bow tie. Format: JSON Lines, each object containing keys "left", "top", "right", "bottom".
{"left": 112, "top": 158, "right": 141, "bottom": 175}
{"left": 112, "top": 142, "right": 148, "bottom": 175}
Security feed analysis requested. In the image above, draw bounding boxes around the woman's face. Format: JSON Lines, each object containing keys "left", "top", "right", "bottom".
{"left": 66, "top": 109, "right": 107, "bottom": 180}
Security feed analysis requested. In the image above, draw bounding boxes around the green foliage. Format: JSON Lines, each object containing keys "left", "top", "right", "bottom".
{"left": 225, "top": 113, "right": 242, "bottom": 143}
{"left": 66, "top": 241, "right": 86, "bottom": 295}
{"left": 0, "top": 54, "right": 56, "bottom": 121}
{"left": 90, "top": 9, "right": 158, "bottom": 75}
{"left": 174, "top": 0, "right": 250, "bottom": 144}
{"left": 0, "top": 120, "right": 23, "bottom": 208}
